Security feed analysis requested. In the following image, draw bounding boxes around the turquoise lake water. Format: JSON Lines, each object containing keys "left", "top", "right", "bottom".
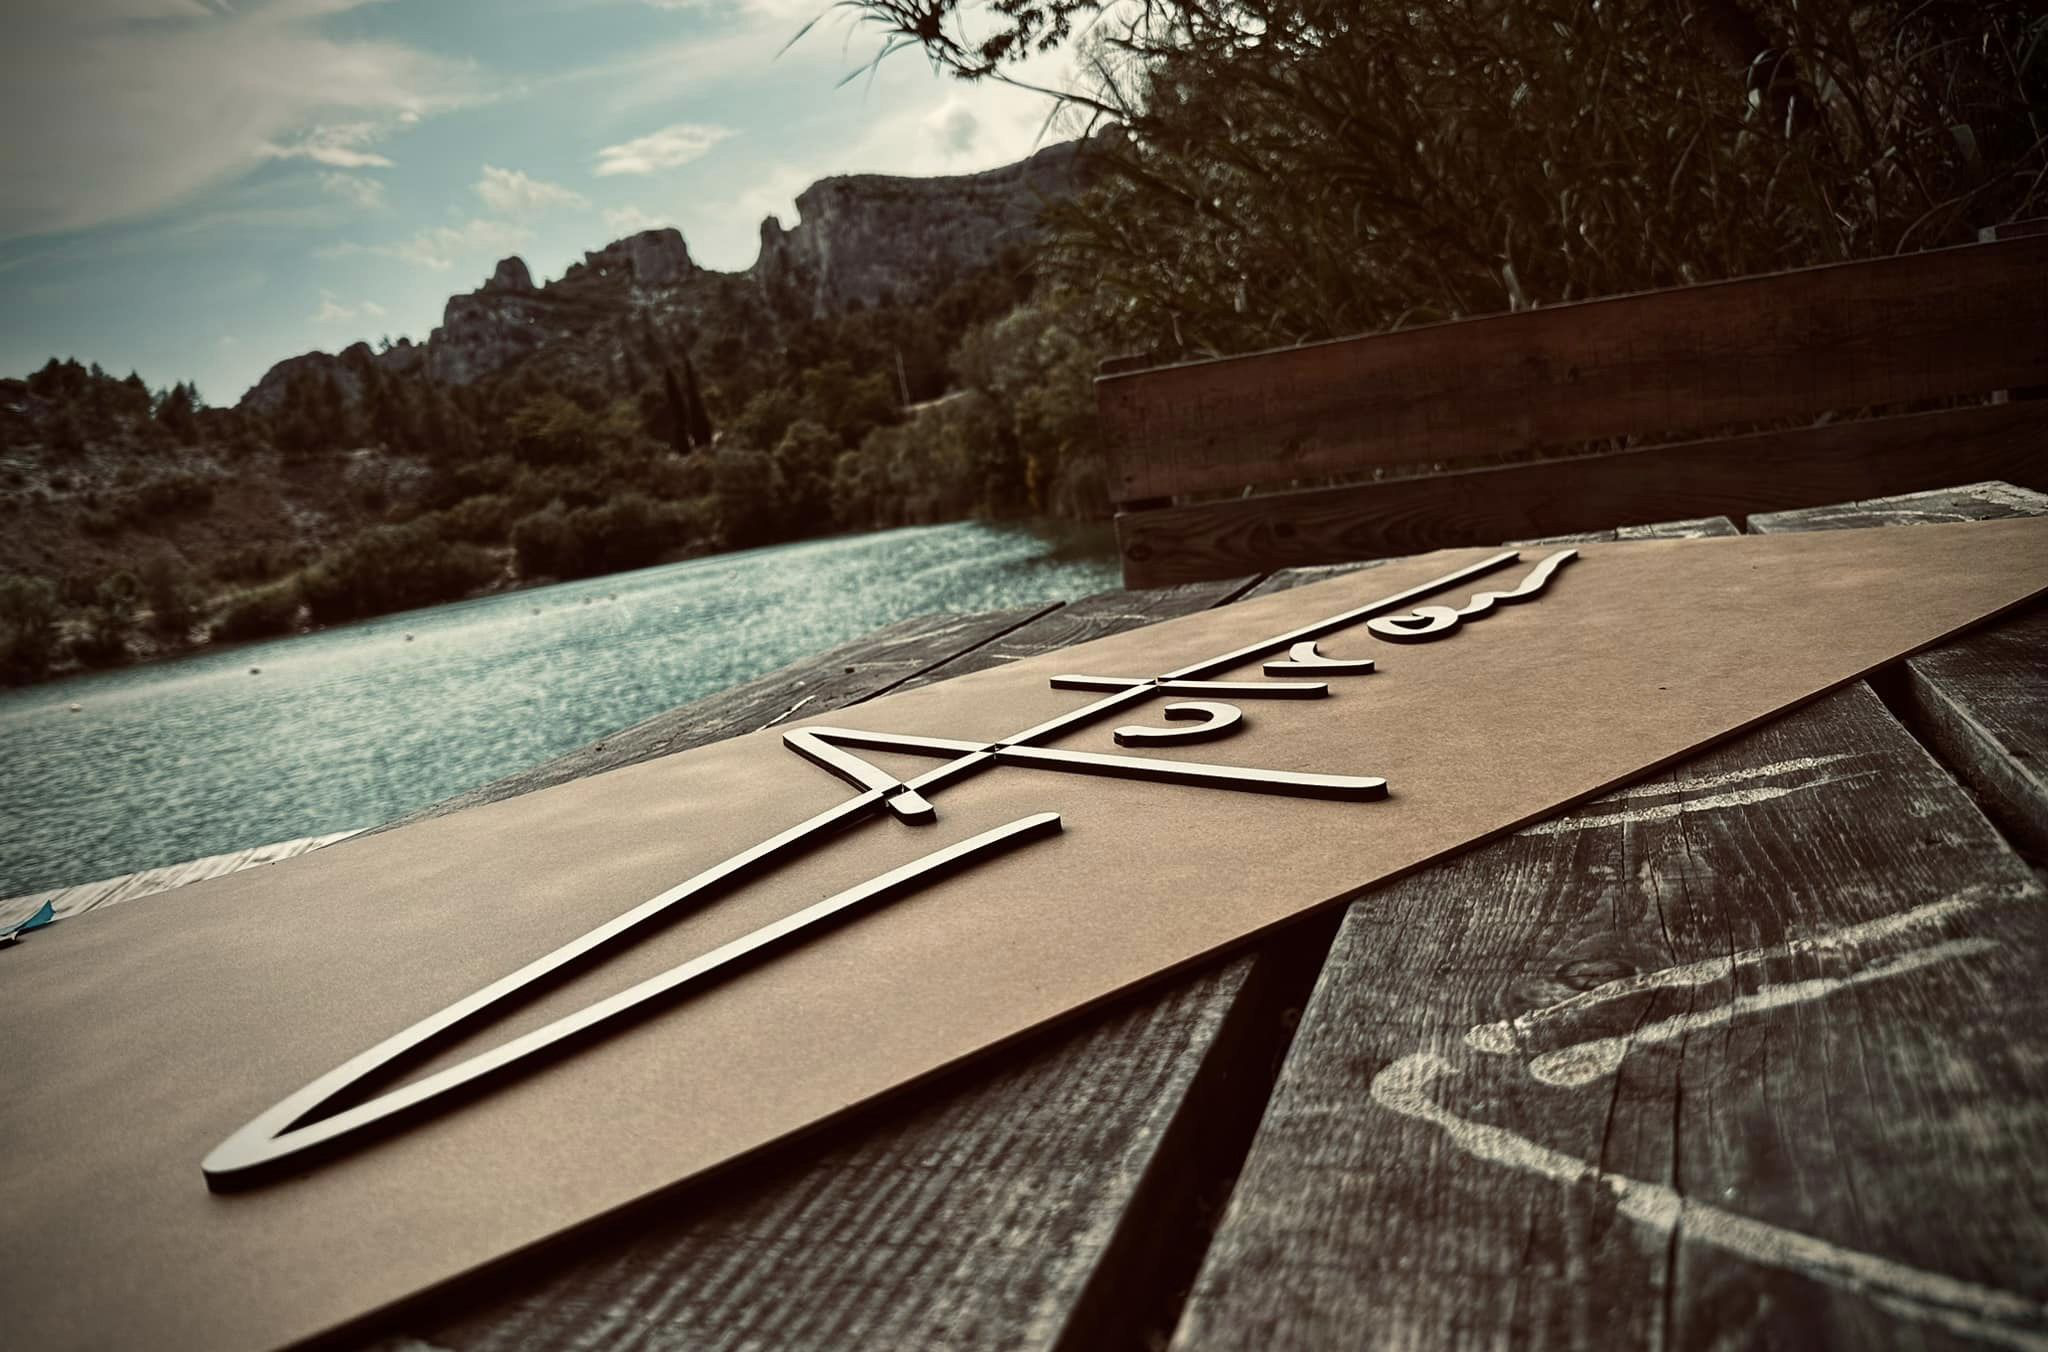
{"left": 0, "top": 521, "right": 1119, "bottom": 897}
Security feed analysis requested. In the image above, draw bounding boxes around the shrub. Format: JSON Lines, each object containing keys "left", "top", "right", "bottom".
{"left": 131, "top": 470, "right": 217, "bottom": 520}
{"left": 0, "top": 574, "right": 60, "bottom": 684}
{"left": 434, "top": 493, "right": 516, "bottom": 544}
{"left": 709, "top": 446, "right": 787, "bottom": 549}
{"left": 510, "top": 493, "right": 690, "bottom": 580}
{"left": 297, "top": 522, "right": 499, "bottom": 623}
{"left": 140, "top": 552, "right": 200, "bottom": 638}
{"left": 213, "top": 580, "right": 302, "bottom": 641}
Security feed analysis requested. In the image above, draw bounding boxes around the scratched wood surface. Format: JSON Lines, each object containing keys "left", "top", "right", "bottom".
{"left": 367, "top": 572, "right": 1336, "bottom": 1352}
{"left": 1170, "top": 492, "right": 2048, "bottom": 1349}
{"left": 0, "top": 829, "right": 357, "bottom": 933}
{"left": 20, "top": 486, "right": 2042, "bottom": 1350}
{"left": 1750, "top": 482, "right": 2048, "bottom": 863}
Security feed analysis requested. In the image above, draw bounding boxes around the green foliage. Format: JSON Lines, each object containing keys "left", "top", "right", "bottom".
{"left": 297, "top": 522, "right": 500, "bottom": 624}
{"left": 131, "top": 470, "right": 217, "bottom": 520}
{"left": 506, "top": 394, "right": 635, "bottom": 466}
{"left": 856, "top": 0, "right": 2046, "bottom": 357}
{"left": 772, "top": 420, "right": 841, "bottom": 536}
{"left": 432, "top": 493, "right": 518, "bottom": 544}
{"left": 509, "top": 493, "right": 700, "bottom": 579}
{"left": 140, "top": 552, "right": 200, "bottom": 637}
{"left": 0, "top": 574, "right": 60, "bottom": 684}
{"left": 953, "top": 303, "right": 1107, "bottom": 517}
{"left": 729, "top": 387, "right": 803, "bottom": 451}
{"left": 70, "top": 571, "right": 140, "bottom": 667}
{"left": 213, "top": 580, "right": 303, "bottom": 642}
{"left": 709, "top": 446, "right": 786, "bottom": 549}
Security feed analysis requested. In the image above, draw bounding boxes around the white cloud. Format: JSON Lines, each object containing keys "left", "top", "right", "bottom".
{"left": 318, "top": 171, "right": 386, "bottom": 210}
{"left": 260, "top": 122, "right": 395, "bottom": 169}
{"left": 313, "top": 290, "right": 384, "bottom": 323}
{"left": 475, "top": 165, "right": 588, "bottom": 214}
{"left": 329, "top": 218, "right": 534, "bottom": 271}
{"left": 602, "top": 205, "right": 665, "bottom": 235}
{"left": 1, "top": 6, "right": 477, "bottom": 239}
{"left": 926, "top": 99, "right": 980, "bottom": 157}
{"left": 593, "top": 123, "right": 735, "bottom": 177}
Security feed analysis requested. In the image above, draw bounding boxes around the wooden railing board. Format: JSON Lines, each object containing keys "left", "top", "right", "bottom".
{"left": 1099, "top": 232, "right": 2048, "bottom": 503}
{"left": 1115, "top": 400, "right": 2048, "bottom": 586}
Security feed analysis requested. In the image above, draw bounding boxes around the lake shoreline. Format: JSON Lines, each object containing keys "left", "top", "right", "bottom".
{"left": 12, "top": 516, "right": 1119, "bottom": 697}
{"left": 1, "top": 520, "right": 1119, "bottom": 896}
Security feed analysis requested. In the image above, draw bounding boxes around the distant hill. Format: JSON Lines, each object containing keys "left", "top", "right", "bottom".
{"left": 239, "top": 138, "right": 1091, "bottom": 419}
{"left": 0, "top": 138, "right": 1107, "bottom": 685}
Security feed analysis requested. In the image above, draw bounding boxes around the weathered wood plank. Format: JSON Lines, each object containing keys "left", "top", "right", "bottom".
{"left": 0, "top": 830, "right": 358, "bottom": 933}
{"left": 1173, "top": 689, "right": 2048, "bottom": 1349}
{"left": 1099, "top": 231, "right": 2048, "bottom": 502}
{"left": 378, "top": 603, "right": 1057, "bottom": 832}
{"left": 1752, "top": 482, "right": 2048, "bottom": 861}
{"left": 1114, "top": 400, "right": 2048, "bottom": 586}
{"left": 1174, "top": 511, "right": 2048, "bottom": 1349}
{"left": 369, "top": 572, "right": 1331, "bottom": 1352}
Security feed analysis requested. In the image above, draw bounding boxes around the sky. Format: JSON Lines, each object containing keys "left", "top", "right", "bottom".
{"left": 0, "top": 0, "right": 1077, "bottom": 406}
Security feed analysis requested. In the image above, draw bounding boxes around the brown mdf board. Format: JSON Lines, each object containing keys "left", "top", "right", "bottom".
{"left": 5, "top": 519, "right": 2048, "bottom": 1352}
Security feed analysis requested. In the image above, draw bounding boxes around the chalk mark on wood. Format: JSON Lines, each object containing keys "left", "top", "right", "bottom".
{"left": 1376, "top": 881, "right": 2048, "bottom": 1349}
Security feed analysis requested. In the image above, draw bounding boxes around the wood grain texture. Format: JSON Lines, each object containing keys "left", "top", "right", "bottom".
{"left": 1099, "top": 231, "right": 2048, "bottom": 502}
{"left": 0, "top": 830, "right": 358, "bottom": 932}
{"left": 364, "top": 572, "right": 1332, "bottom": 1352}
{"left": 1114, "top": 401, "right": 2048, "bottom": 586}
{"left": 1172, "top": 512, "right": 2048, "bottom": 1350}
{"left": 1751, "top": 481, "right": 2048, "bottom": 862}
{"left": 1171, "top": 695, "right": 2048, "bottom": 1350}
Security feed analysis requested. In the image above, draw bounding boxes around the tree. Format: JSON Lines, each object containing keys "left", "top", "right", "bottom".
{"left": 680, "top": 352, "right": 715, "bottom": 448}
{"left": 155, "top": 381, "right": 199, "bottom": 443}
{"left": 710, "top": 445, "right": 786, "bottom": 549}
{"left": 662, "top": 365, "right": 695, "bottom": 453}
{"left": 772, "top": 420, "right": 839, "bottom": 535}
{"left": 846, "top": 0, "right": 2047, "bottom": 358}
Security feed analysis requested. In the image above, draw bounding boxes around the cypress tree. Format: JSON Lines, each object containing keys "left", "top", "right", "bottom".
{"left": 662, "top": 364, "right": 693, "bottom": 452}
{"left": 681, "top": 352, "right": 714, "bottom": 449}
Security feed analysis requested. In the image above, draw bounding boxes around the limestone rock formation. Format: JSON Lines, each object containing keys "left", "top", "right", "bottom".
{"left": 751, "top": 139, "right": 1088, "bottom": 317}
{"left": 240, "top": 138, "right": 1096, "bottom": 404}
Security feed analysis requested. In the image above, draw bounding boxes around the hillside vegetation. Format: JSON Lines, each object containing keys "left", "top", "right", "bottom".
{"left": 2, "top": 155, "right": 1111, "bottom": 685}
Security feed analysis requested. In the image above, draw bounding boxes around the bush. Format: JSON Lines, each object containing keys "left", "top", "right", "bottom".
{"left": 213, "top": 580, "right": 302, "bottom": 641}
{"left": 140, "top": 552, "right": 200, "bottom": 638}
{"left": 297, "top": 522, "right": 499, "bottom": 623}
{"left": 433, "top": 493, "right": 516, "bottom": 544}
{"left": 510, "top": 493, "right": 692, "bottom": 580}
{"left": 131, "top": 470, "right": 216, "bottom": 520}
{"left": 0, "top": 574, "right": 60, "bottom": 684}
{"left": 709, "top": 446, "right": 786, "bottom": 550}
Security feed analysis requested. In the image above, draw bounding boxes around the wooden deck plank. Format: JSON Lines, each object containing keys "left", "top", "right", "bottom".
{"left": 372, "top": 572, "right": 1330, "bottom": 1352}
{"left": 1172, "top": 509, "right": 2048, "bottom": 1349}
{"left": 0, "top": 830, "right": 358, "bottom": 932}
{"left": 1751, "top": 481, "right": 2048, "bottom": 861}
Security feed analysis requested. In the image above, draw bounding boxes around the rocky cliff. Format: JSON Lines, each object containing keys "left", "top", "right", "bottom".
{"left": 240, "top": 139, "right": 1093, "bottom": 407}
{"left": 753, "top": 139, "right": 1087, "bottom": 316}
